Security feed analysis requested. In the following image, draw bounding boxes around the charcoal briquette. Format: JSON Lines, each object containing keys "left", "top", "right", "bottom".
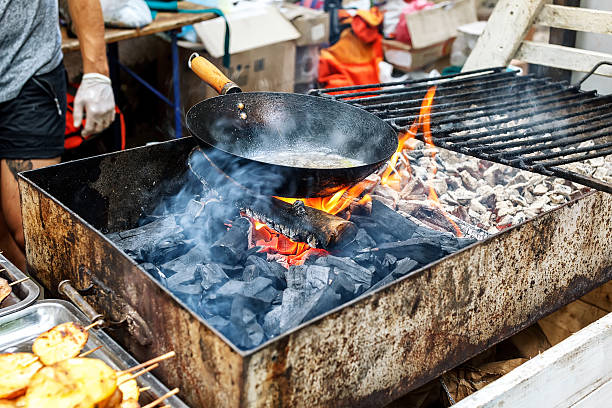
{"left": 241, "top": 264, "right": 259, "bottom": 282}
{"left": 263, "top": 306, "right": 282, "bottom": 337}
{"left": 391, "top": 257, "right": 419, "bottom": 277}
{"left": 165, "top": 265, "right": 200, "bottom": 288}
{"left": 329, "top": 271, "right": 357, "bottom": 302}
{"left": 210, "top": 217, "right": 251, "bottom": 265}
{"left": 319, "top": 255, "right": 373, "bottom": 287}
{"left": 199, "top": 263, "right": 229, "bottom": 291}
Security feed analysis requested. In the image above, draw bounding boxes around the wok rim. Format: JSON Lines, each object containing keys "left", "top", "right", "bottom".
{"left": 185, "top": 92, "right": 399, "bottom": 173}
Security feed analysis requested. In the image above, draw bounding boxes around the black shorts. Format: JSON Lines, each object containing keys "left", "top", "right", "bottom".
{"left": 0, "top": 62, "right": 67, "bottom": 159}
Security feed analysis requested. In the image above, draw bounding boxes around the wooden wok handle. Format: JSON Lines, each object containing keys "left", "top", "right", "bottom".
{"left": 188, "top": 53, "right": 241, "bottom": 95}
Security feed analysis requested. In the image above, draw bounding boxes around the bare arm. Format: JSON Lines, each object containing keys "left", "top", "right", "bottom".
{"left": 67, "top": 0, "right": 109, "bottom": 76}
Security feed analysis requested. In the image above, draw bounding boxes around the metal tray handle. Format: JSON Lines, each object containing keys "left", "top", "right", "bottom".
{"left": 58, "top": 280, "right": 104, "bottom": 325}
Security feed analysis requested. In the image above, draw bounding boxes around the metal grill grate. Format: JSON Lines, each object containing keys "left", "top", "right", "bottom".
{"left": 309, "top": 64, "right": 612, "bottom": 194}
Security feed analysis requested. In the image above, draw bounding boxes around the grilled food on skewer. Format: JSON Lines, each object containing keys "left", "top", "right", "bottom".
{"left": 24, "top": 357, "right": 117, "bottom": 408}
{"left": 0, "top": 278, "right": 10, "bottom": 304}
{"left": 0, "top": 277, "right": 30, "bottom": 305}
{"left": 32, "top": 322, "right": 89, "bottom": 365}
{"left": 0, "top": 353, "right": 42, "bottom": 399}
{"left": 117, "top": 374, "right": 140, "bottom": 402}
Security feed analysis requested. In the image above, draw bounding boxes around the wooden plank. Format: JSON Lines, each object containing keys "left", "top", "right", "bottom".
{"left": 572, "top": 377, "right": 612, "bottom": 407}
{"left": 537, "top": 299, "right": 607, "bottom": 346}
{"left": 580, "top": 280, "right": 612, "bottom": 313}
{"left": 536, "top": 4, "right": 612, "bottom": 35}
{"left": 462, "top": 0, "right": 546, "bottom": 72}
{"left": 62, "top": 1, "right": 215, "bottom": 52}
{"left": 538, "top": 0, "right": 579, "bottom": 83}
{"left": 508, "top": 324, "right": 551, "bottom": 359}
{"left": 515, "top": 41, "right": 612, "bottom": 77}
{"left": 453, "top": 312, "right": 612, "bottom": 407}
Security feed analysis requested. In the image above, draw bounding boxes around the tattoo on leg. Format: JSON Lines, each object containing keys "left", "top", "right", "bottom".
{"left": 6, "top": 160, "right": 33, "bottom": 179}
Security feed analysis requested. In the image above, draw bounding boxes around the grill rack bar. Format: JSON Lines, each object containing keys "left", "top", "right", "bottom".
{"left": 311, "top": 66, "right": 612, "bottom": 194}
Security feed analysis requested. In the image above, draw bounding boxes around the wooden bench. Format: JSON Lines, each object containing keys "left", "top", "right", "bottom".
{"left": 463, "top": 0, "right": 612, "bottom": 78}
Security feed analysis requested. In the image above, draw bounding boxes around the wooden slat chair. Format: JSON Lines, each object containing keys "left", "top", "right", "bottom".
{"left": 463, "top": 0, "right": 612, "bottom": 78}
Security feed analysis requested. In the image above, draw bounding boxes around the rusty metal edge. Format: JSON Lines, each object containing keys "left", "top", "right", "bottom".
{"left": 242, "top": 189, "right": 600, "bottom": 355}
{"left": 17, "top": 170, "right": 251, "bottom": 355}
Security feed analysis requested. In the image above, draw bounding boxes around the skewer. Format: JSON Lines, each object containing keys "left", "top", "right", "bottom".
{"left": 23, "top": 357, "right": 40, "bottom": 366}
{"left": 84, "top": 320, "right": 104, "bottom": 331}
{"left": 118, "top": 363, "right": 159, "bottom": 386}
{"left": 141, "top": 388, "right": 179, "bottom": 408}
{"left": 117, "top": 351, "right": 176, "bottom": 375}
{"left": 139, "top": 386, "right": 151, "bottom": 393}
{"left": 9, "top": 277, "right": 30, "bottom": 286}
{"left": 79, "top": 345, "right": 103, "bottom": 357}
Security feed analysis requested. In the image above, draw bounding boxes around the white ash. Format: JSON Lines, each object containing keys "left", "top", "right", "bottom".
{"left": 371, "top": 140, "right": 590, "bottom": 234}
{"left": 557, "top": 140, "right": 612, "bottom": 185}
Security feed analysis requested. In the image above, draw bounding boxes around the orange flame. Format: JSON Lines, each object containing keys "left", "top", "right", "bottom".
{"left": 248, "top": 217, "right": 328, "bottom": 267}
{"left": 248, "top": 85, "right": 465, "bottom": 266}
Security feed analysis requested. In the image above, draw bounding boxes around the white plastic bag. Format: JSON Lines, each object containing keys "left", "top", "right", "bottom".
{"left": 100, "top": 0, "right": 153, "bottom": 28}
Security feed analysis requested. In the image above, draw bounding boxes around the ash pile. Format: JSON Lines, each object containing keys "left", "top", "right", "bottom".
{"left": 380, "top": 139, "right": 590, "bottom": 234}
{"left": 107, "top": 152, "right": 476, "bottom": 350}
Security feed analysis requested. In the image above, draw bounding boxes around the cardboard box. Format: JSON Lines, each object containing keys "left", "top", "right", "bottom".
{"left": 383, "top": 38, "right": 455, "bottom": 72}
{"left": 187, "top": 4, "right": 299, "bottom": 99}
{"left": 278, "top": 3, "right": 329, "bottom": 46}
{"left": 403, "top": 0, "right": 476, "bottom": 49}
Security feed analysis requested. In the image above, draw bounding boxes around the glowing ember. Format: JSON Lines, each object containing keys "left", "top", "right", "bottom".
{"left": 248, "top": 217, "right": 328, "bottom": 267}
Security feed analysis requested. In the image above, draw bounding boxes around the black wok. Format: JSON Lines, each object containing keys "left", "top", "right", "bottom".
{"left": 186, "top": 54, "right": 398, "bottom": 198}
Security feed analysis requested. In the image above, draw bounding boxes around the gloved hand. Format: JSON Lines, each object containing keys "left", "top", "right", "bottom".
{"left": 73, "top": 73, "right": 116, "bottom": 137}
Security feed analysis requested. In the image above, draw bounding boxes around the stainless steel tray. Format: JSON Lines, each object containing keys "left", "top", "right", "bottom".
{"left": 0, "top": 254, "right": 39, "bottom": 317}
{"left": 0, "top": 300, "right": 188, "bottom": 408}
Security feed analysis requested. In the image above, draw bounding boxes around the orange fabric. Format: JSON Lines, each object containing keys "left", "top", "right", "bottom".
{"left": 318, "top": 7, "right": 383, "bottom": 90}
{"left": 355, "top": 7, "right": 383, "bottom": 27}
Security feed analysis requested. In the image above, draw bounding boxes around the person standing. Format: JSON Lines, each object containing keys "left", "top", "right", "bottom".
{"left": 0, "top": 0, "right": 115, "bottom": 271}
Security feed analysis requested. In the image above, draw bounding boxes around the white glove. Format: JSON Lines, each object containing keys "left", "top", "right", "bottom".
{"left": 73, "top": 73, "right": 116, "bottom": 137}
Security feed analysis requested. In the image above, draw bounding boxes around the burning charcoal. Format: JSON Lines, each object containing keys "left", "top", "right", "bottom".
{"left": 201, "top": 279, "right": 246, "bottom": 318}
{"left": 280, "top": 286, "right": 341, "bottom": 331}
{"left": 339, "top": 228, "right": 377, "bottom": 252}
{"left": 141, "top": 232, "right": 192, "bottom": 264}
{"left": 199, "top": 263, "right": 229, "bottom": 291}
{"left": 245, "top": 255, "right": 286, "bottom": 290}
{"left": 328, "top": 270, "right": 357, "bottom": 302}
{"left": 263, "top": 306, "right": 282, "bottom": 337}
{"left": 139, "top": 262, "right": 167, "bottom": 285}
{"left": 316, "top": 255, "right": 373, "bottom": 288}
{"left": 241, "top": 265, "right": 258, "bottom": 282}
{"left": 207, "top": 315, "right": 231, "bottom": 332}
{"left": 165, "top": 264, "right": 200, "bottom": 288}
{"left": 210, "top": 217, "right": 251, "bottom": 265}
{"left": 216, "top": 279, "right": 247, "bottom": 298}
{"left": 370, "top": 200, "right": 419, "bottom": 241}
{"left": 382, "top": 253, "right": 397, "bottom": 269}
{"left": 240, "top": 196, "right": 358, "bottom": 249}
{"left": 242, "top": 277, "right": 278, "bottom": 306}
{"left": 305, "top": 265, "right": 330, "bottom": 291}
{"left": 228, "top": 297, "right": 266, "bottom": 349}
{"left": 169, "top": 283, "right": 202, "bottom": 297}
{"left": 391, "top": 258, "right": 419, "bottom": 278}
{"left": 302, "top": 286, "right": 342, "bottom": 322}
{"left": 176, "top": 244, "right": 209, "bottom": 264}
{"left": 365, "top": 239, "right": 442, "bottom": 265}
{"left": 107, "top": 215, "right": 181, "bottom": 257}
{"left": 363, "top": 272, "right": 396, "bottom": 295}
{"left": 285, "top": 266, "right": 307, "bottom": 290}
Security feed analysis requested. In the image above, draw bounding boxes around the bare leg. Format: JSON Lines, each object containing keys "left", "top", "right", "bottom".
{"left": 1, "top": 158, "right": 60, "bottom": 271}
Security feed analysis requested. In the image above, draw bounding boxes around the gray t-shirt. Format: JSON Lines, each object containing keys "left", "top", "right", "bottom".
{"left": 0, "top": 0, "right": 63, "bottom": 102}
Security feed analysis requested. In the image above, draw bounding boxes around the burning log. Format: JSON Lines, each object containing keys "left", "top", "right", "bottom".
{"left": 238, "top": 197, "right": 358, "bottom": 250}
